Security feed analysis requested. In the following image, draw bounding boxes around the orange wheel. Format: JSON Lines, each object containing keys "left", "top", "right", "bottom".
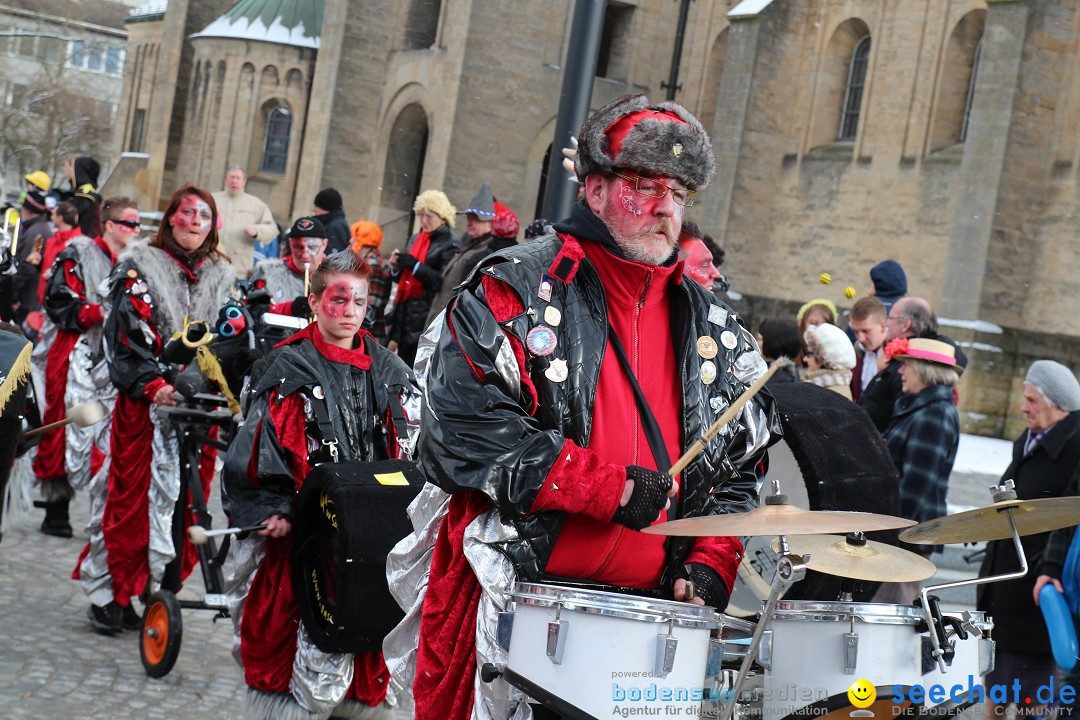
{"left": 140, "top": 590, "right": 183, "bottom": 678}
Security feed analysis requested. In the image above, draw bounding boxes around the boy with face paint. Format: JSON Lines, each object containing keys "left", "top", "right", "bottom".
{"left": 222, "top": 250, "right": 420, "bottom": 720}
{"left": 246, "top": 216, "right": 329, "bottom": 318}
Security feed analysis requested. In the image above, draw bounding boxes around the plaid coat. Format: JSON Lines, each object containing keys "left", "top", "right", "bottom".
{"left": 884, "top": 383, "right": 959, "bottom": 553}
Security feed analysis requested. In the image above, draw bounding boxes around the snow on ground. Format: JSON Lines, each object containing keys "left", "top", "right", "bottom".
{"left": 953, "top": 432, "right": 1013, "bottom": 476}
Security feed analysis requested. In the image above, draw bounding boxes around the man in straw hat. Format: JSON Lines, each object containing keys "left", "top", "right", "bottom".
{"left": 385, "top": 94, "right": 780, "bottom": 720}
{"left": 981, "top": 360, "right": 1080, "bottom": 719}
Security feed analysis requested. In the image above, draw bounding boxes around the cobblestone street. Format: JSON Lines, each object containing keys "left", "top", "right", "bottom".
{"left": 0, "top": 472, "right": 245, "bottom": 719}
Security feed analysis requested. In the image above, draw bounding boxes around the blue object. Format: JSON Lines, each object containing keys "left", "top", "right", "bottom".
{"left": 1040, "top": 583, "right": 1079, "bottom": 672}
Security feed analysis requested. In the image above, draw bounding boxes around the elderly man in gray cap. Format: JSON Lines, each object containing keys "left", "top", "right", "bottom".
{"left": 978, "top": 359, "right": 1080, "bottom": 720}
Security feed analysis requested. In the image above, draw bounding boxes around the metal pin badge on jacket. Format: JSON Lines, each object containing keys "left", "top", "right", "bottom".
{"left": 545, "top": 358, "right": 569, "bottom": 383}
{"left": 526, "top": 325, "right": 557, "bottom": 357}
{"left": 696, "top": 336, "right": 718, "bottom": 360}
{"left": 700, "top": 360, "right": 717, "bottom": 385}
{"left": 708, "top": 305, "right": 728, "bottom": 327}
{"left": 544, "top": 306, "right": 562, "bottom": 327}
{"left": 721, "top": 330, "right": 738, "bottom": 350}
{"left": 312, "top": 385, "right": 325, "bottom": 400}
{"left": 538, "top": 274, "right": 554, "bottom": 302}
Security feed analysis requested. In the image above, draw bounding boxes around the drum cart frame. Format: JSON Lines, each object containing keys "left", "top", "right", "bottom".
{"left": 140, "top": 392, "right": 235, "bottom": 678}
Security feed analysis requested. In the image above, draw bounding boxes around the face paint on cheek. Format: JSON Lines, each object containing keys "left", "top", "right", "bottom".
{"left": 173, "top": 197, "right": 212, "bottom": 231}
{"left": 618, "top": 185, "right": 645, "bottom": 217}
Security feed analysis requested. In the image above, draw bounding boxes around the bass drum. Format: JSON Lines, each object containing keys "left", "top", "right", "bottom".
{"left": 727, "top": 383, "right": 903, "bottom": 617}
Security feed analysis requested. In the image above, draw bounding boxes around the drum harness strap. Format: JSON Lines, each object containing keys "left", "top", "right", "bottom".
{"left": 300, "top": 370, "right": 409, "bottom": 465}
{"left": 605, "top": 325, "right": 678, "bottom": 524}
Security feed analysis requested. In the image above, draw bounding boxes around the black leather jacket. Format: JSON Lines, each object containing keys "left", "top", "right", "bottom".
{"left": 419, "top": 229, "right": 781, "bottom": 588}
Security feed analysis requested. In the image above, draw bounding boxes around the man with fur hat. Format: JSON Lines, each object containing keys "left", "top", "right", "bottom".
{"left": 312, "top": 188, "right": 350, "bottom": 254}
{"left": 247, "top": 216, "right": 328, "bottom": 317}
{"left": 980, "top": 360, "right": 1080, "bottom": 719}
{"left": 386, "top": 94, "right": 779, "bottom": 720}
{"left": 212, "top": 167, "right": 278, "bottom": 278}
{"left": 424, "top": 184, "right": 518, "bottom": 327}
{"left": 387, "top": 189, "right": 459, "bottom": 365}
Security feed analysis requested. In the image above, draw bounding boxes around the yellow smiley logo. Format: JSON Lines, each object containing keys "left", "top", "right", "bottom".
{"left": 847, "top": 679, "right": 876, "bottom": 709}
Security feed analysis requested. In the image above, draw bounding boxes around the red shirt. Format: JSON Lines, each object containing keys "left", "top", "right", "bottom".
{"left": 544, "top": 241, "right": 683, "bottom": 587}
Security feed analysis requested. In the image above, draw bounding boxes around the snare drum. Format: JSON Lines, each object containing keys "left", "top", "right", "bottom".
{"left": 761, "top": 601, "right": 924, "bottom": 719}
{"left": 507, "top": 582, "right": 719, "bottom": 718}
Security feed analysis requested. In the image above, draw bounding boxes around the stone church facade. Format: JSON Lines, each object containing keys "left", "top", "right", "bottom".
{"left": 111, "top": 0, "right": 1077, "bottom": 438}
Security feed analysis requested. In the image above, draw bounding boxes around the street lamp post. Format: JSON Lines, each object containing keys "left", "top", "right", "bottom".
{"left": 540, "top": 0, "right": 608, "bottom": 224}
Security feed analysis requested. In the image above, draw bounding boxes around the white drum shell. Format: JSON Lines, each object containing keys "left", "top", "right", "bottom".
{"left": 507, "top": 582, "right": 718, "bottom": 717}
{"left": 762, "top": 601, "right": 924, "bottom": 718}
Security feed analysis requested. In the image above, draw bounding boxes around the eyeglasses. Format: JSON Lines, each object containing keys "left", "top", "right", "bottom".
{"left": 612, "top": 171, "right": 696, "bottom": 207}
{"left": 111, "top": 219, "right": 141, "bottom": 231}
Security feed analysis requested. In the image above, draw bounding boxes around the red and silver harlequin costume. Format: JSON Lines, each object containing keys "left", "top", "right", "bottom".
{"left": 84, "top": 242, "right": 234, "bottom": 610}
{"left": 30, "top": 235, "right": 116, "bottom": 542}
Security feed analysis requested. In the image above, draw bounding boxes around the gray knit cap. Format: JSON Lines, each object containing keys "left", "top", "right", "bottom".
{"left": 1025, "top": 360, "right": 1080, "bottom": 412}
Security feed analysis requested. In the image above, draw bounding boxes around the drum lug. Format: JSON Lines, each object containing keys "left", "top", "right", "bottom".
{"left": 707, "top": 638, "right": 723, "bottom": 678}
{"left": 546, "top": 619, "right": 568, "bottom": 664}
{"left": 496, "top": 611, "right": 514, "bottom": 652}
{"left": 756, "top": 629, "right": 772, "bottom": 670}
{"left": 843, "top": 631, "right": 859, "bottom": 675}
{"left": 979, "top": 637, "right": 996, "bottom": 676}
{"left": 655, "top": 633, "right": 678, "bottom": 678}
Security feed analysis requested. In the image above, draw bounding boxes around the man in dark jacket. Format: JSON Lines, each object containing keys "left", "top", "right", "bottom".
{"left": 979, "top": 360, "right": 1080, "bottom": 719}
{"left": 312, "top": 187, "right": 350, "bottom": 254}
{"left": 396, "top": 93, "right": 780, "bottom": 720}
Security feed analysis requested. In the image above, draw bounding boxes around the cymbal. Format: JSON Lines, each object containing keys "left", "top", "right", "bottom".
{"left": 643, "top": 502, "right": 916, "bottom": 537}
{"left": 900, "top": 496, "right": 1080, "bottom": 545}
{"left": 770, "top": 535, "right": 937, "bottom": 583}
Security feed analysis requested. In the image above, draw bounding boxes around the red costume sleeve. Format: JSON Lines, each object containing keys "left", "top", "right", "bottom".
{"left": 78, "top": 304, "right": 104, "bottom": 328}
{"left": 267, "top": 393, "right": 312, "bottom": 482}
{"left": 685, "top": 536, "right": 744, "bottom": 592}
{"left": 141, "top": 377, "right": 169, "bottom": 401}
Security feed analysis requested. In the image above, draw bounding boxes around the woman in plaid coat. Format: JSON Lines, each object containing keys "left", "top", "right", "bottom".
{"left": 874, "top": 338, "right": 961, "bottom": 603}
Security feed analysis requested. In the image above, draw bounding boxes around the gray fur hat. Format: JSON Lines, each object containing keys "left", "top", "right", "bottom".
{"left": 1025, "top": 360, "right": 1080, "bottom": 412}
{"left": 574, "top": 93, "right": 716, "bottom": 190}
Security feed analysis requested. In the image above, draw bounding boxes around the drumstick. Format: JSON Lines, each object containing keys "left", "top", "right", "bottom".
{"left": 303, "top": 262, "right": 311, "bottom": 296}
{"left": 188, "top": 524, "right": 267, "bottom": 545}
{"left": 22, "top": 401, "right": 107, "bottom": 439}
{"left": 667, "top": 357, "right": 790, "bottom": 478}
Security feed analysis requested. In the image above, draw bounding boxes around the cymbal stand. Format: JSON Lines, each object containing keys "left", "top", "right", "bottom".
{"left": 919, "top": 481, "right": 1025, "bottom": 674}
{"left": 720, "top": 538, "right": 808, "bottom": 720}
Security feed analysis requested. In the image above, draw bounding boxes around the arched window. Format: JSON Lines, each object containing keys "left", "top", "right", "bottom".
{"left": 838, "top": 36, "right": 870, "bottom": 141}
{"left": 960, "top": 40, "right": 982, "bottom": 142}
{"left": 403, "top": 0, "right": 441, "bottom": 50}
{"left": 262, "top": 106, "right": 291, "bottom": 174}
{"left": 379, "top": 103, "right": 429, "bottom": 245}
{"left": 929, "top": 10, "right": 985, "bottom": 152}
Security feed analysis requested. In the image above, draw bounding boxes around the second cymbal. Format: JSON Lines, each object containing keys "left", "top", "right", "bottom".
{"left": 644, "top": 499, "right": 915, "bottom": 537}
{"left": 900, "top": 496, "right": 1080, "bottom": 545}
{"left": 770, "top": 535, "right": 937, "bottom": 583}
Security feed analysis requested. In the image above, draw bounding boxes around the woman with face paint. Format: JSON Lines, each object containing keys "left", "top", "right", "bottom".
{"left": 222, "top": 249, "right": 420, "bottom": 720}
{"left": 87, "top": 185, "right": 236, "bottom": 633}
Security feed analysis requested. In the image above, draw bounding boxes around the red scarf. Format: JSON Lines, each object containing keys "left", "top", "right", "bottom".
{"left": 394, "top": 231, "right": 432, "bottom": 304}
